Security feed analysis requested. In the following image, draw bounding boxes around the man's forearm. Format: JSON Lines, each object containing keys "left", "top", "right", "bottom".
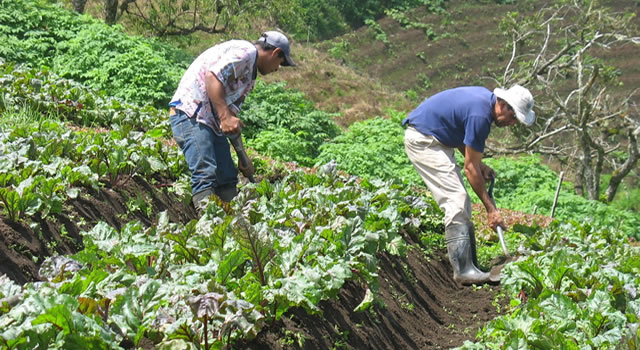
{"left": 465, "top": 165, "right": 497, "bottom": 213}
{"left": 205, "top": 72, "right": 232, "bottom": 120}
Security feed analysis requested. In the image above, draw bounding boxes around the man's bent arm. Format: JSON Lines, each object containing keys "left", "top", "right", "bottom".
{"left": 462, "top": 145, "right": 505, "bottom": 229}
{"left": 205, "top": 71, "right": 241, "bottom": 134}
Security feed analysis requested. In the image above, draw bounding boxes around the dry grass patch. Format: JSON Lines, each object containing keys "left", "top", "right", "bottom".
{"left": 262, "top": 44, "right": 413, "bottom": 127}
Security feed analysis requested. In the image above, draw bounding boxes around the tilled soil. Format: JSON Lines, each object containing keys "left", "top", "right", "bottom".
{"left": 1, "top": 175, "right": 503, "bottom": 349}
{"left": 0, "top": 175, "right": 195, "bottom": 284}
{"left": 237, "top": 248, "right": 501, "bottom": 350}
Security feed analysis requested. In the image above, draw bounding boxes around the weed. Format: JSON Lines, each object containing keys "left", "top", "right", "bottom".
{"left": 280, "top": 329, "right": 306, "bottom": 348}
{"left": 416, "top": 51, "right": 427, "bottom": 63}
{"left": 365, "top": 19, "right": 390, "bottom": 49}
{"left": 328, "top": 40, "right": 351, "bottom": 61}
{"left": 416, "top": 73, "right": 432, "bottom": 90}
{"left": 389, "top": 286, "right": 415, "bottom": 312}
{"left": 126, "top": 194, "right": 153, "bottom": 218}
{"left": 401, "top": 262, "right": 417, "bottom": 285}
{"left": 405, "top": 89, "right": 420, "bottom": 102}
{"left": 332, "top": 325, "right": 350, "bottom": 350}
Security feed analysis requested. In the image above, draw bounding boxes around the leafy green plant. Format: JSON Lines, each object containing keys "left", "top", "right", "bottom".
{"left": 0, "top": 0, "right": 191, "bottom": 108}
{"left": 247, "top": 128, "right": 315, "bottom": 166}
{"left": 459, "top": 221, "right": 640, "bottom": 349}
{"left": 365, "top": 19, "right": 390, "bottom": 47}
{"left": 316, "top": 111, "right": 420, "bottom": 184}
{"left": 0, "top": 61, "right": 172, "bottom": 130}
{"left": 328, "top": 40, "right": 351, "bottom": 60}
{"left": 53, "top": 25, "right": 187, "bottom": 107}
{"left": 0, "top": 165, "right": 441, "bottom": 348}
{"left": 385, "top": 8, "right": 438, "bottom": 39}
{"left": 242, "top": 81, "right": 341, "bottom": 164}
{"left": 0, "top": 178, "right": 40, "bottom": 222}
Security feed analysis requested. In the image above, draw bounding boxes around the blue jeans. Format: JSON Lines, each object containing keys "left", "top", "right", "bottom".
{"left": 170, "top": 110, "right": 238, "bottom": 199}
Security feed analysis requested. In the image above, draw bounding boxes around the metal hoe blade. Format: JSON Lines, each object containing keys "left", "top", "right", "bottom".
{"left": 495, "top": 226, "right": 510, "bottom": 258}
{"left": 488, "top": 177, "right": 510, "bottom": 257}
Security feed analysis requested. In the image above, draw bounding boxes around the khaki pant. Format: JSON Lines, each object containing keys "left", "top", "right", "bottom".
{"left": 404, "top": 127, "right": 472, "bottom": 227}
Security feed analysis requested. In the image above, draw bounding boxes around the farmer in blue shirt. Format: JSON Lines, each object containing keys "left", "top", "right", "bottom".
{"left": 403, "top": 85, "right": 535, "bottom": 285}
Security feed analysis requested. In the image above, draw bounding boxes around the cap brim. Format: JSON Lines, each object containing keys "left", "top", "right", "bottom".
{"left": 282, "top": 54, "right": 296, "bottom": 67}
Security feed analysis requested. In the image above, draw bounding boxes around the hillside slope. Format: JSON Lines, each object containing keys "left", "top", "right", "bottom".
{"left": 266, "top": 0, "right": 640, "bottom": 124}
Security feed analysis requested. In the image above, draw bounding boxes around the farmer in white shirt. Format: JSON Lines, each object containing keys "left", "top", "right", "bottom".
{"left": 169, "top": 31, "right": 295, "bottom": 211}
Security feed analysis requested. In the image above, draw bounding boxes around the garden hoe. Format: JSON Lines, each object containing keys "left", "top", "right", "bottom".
{"left": 487, "top": 175, "right": 516, "bottom": 282}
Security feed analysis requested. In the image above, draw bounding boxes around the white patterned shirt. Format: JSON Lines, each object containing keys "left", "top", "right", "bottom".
{"left": 170, "top": 40, "right": 257, "bottom": 135}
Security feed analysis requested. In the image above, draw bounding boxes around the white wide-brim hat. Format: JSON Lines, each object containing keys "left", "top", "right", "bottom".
{"left": 493, "top": 85, "right": 536, "bottom": 126}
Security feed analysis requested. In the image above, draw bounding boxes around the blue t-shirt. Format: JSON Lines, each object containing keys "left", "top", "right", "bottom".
{"left": 403, "top": 86, "right": 495, "bottom": 153}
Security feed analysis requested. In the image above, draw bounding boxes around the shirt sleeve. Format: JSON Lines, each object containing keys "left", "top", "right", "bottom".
{"left": 463, "top": 115, "right": 491, "bottom": 153}
{"left": 208, "top": 48, "right": 252, "bottom": 86}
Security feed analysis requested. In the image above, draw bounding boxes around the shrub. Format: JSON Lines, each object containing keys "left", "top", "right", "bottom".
{"left": 241, "top": 81, "right": 341, "bottom": 162}
{"left": 0, "top": 0, "right": 191, "bottom": 108}
{"left": 53, "top": 25, "right": 187, "bottom": 107}
{"left": 247, "top": 128, "right": 315, "bottom": 166}
{"left": 316, "top": 110, "right": 420, "bottom": 184}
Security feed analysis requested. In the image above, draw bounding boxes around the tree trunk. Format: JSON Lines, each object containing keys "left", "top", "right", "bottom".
{"left": 574, "top": 171, "right": 584, "bottom": 197}
{"left": 606, "top": 131, "right": 639, "bottom": 202}
{"left": 72, "top": 0, "right": 88, "bottom": 13}
{"left": 104, "top": 0, "right": 118, "bottom": 25}
{"left": 580, "top": 135, "right": 599, "bottom": 200}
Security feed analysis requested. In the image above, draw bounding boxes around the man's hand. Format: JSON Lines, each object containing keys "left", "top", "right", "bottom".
{"left": 479, "top": 162, "right": 496, "bottom": 182}
{"left": 220, "top": 115, "right": 243, "bottom": 135}
{"left": 487, "top": 209, "right": 506, "bottom": 232}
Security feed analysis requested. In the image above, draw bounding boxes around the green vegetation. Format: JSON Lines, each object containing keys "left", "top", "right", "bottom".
{"left": 278, "top": 0, "right": 449, "bottom": 41}
{"left": 0, "top": 112, "right": 441, "bottom": 347}
{"left": 242, "top": 81, "right": 342, "bottom": 166}
{"left": 0, "top": 0, "right": 638, "bottom": 349}
{"left": 315, "top": 108, "right": 640, "bottom": 239}
{"left": 459, "top": 221, "right": 640, "bottom": 349}
{"left": 316, "top": 111, "right": 420, "bottom": 184}
{"left": 0, "top": 0, "right": 191, "bottom": 107}
{"left": 482, "top": 156, "right": 640, "bottom": 240}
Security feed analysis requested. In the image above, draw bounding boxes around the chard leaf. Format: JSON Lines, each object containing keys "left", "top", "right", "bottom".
{"left": 219, "top": 298, "right": 264, "bottom": 339}
{"left": 386, "top": 234, "right": 406, "bottom": 256}
{"left": 188, "top": 292, "right": 225, "bottom": 318}
{"left": 324, "top": 262, "right": 352, "bottom": 292}
{"left": 156, "top": 339, "right": 198, "bottom": 349}
{"left": 216, "top": 250, "right": 246, "bottom": 286}
{"left": 32, "top": 304, "right": 76, "bottom": 334}
{"left": 0, "top": 274, "right": 22, "bottom": 301}
{"left": 579, "top": 290, "right": 626, "bottom": 347}
{"left": 502, "top": 329, "right": 529, "bottom": 349}
{"left": 110, "top": 279, "right": 167, "bottom": 346}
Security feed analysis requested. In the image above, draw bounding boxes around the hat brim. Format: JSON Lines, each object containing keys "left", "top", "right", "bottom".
{"left": 282, "top": 54, "right": 296, "bottom": 67}
{"left": 514, "top": 109, "right": 535, "bottom": 127}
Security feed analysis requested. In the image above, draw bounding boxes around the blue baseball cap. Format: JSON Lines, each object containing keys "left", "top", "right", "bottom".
{"left": 258, "top": 31, "right": 296, "bottom": 67}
